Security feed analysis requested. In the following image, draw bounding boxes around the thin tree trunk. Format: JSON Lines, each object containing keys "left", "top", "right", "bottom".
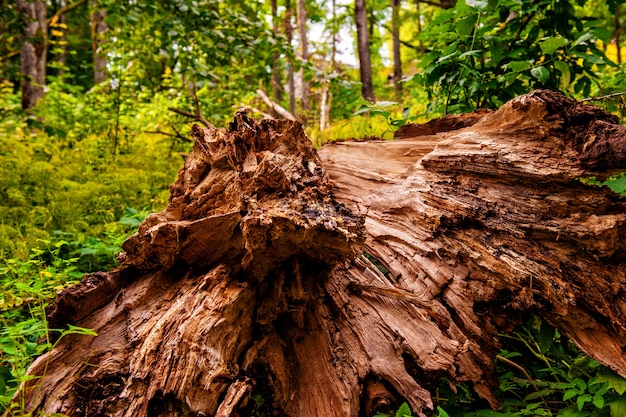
{"left": 12, "top": 91, "right": 626, "bottom": 417}
{"left": 16, "top": 0, "right": 46, "bottom": 110}
{"left": 285, "top": 0, "right": 296, "bottom": 116}
{"left": 331, "top": 0, "right": 338, "bottom": 69}
{"left": 355, "top": 0, "right": 375, "bottom": 101}
{"left": 616, "top": 4, "right": 622, "bottom": 65}
{"left": 320, "top": 83, "right": 329, "bottom": 131}
{"left": 91, "top": 7, "right": 107, "bottom": 85}
{"left": 270, "top": 0, "right": 283, "bottom": 103}
{"left": 391, "top": 0, "right": 402, "bottom": 99}
{"left": 415, "top": 0, "right": 425, "bottom": 54}
{"left": 297, "top": 0, "right": 310, "bottom": 122}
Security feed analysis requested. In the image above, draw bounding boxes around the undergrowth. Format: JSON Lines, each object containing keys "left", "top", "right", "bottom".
{"left": 377, "top": 316, "right": 626, "bottom": 417}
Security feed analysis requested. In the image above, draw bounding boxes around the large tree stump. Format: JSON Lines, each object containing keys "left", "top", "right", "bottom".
{"left": 12, "top": 90, "right": 626, "bottom": 417}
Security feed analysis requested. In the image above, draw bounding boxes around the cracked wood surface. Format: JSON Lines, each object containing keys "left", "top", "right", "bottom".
{"left": 11, "top": 90, "right": 626, "bottom": 417}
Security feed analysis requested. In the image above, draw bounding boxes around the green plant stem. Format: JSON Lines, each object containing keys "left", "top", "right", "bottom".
{"left": 496, "top": 354, "right": 550, "bottom": 410}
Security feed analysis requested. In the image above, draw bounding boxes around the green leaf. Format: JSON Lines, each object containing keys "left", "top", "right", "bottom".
{"left": 531, "top": 66, "right": 550, "bottom": 83}
{"left": 505, "top": 60, "right": 531, "bottom": 73}
{"left": 525, "top": 389, "right": 555, "bottom": 401}
{"left": 59, "top": 325, "right": 98, "bottom": 338}
{"left": 352, "top": 104, "right": 372, "bottom": 116}
{"left": 436, "top": 406, "right": 450, "bottom": 417}
{"left": 540, "top": 36, "right": 568, "bottom": 54}
{"left": 564, "top": 389, "right": 580, "bottom": 401}
{"left": 396, "top": 402, "right": 412, "bottom": 417}
{"left": 457, "top": 15, "right": 478, "bottom": 36}
{"left": 554, "top": 61, "right": 571, "bottom": 87}
{"left": 596, "top": 372, "right": 626, "bottom": 395}
{"left": 572, "top": 32, "right": 593, "bottom": 47}
{"left": 537, "top": 318, "right": 556, "bottom": 353}
{"left": 608, "top": 398, "right": 626, "bottom": 417}
{"left": 466, "top": 0, "right": 489, "bottom": 10}
{"left": 577, "top": 393, "right": 592, "bottom": 411}
{"left": 592, "top": 394, "right": 605, "bottom": 409}
{"left": 603, "top": 174, "right": 626, "bottom": 195}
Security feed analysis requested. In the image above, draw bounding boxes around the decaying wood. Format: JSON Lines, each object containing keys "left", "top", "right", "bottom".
{"left": 11, "top": 90, "right": 626, "bottom": 417}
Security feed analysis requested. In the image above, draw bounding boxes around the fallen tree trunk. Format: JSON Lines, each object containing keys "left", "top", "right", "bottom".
{"left": 12, "top": 90, "right": 626, "bottom": 417}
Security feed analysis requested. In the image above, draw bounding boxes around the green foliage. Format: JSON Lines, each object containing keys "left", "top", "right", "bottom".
{"left": 0, "top": 83, "right": 181, "bottom": 262}
{"left": 415, "top": 0, "right": 616, "bottom": 114}
{"left": 433, "top": 315, "right": 626, "bottom": 417}
{"left": 0, "top": 242, "right": 97, "bottom": 415}
{"left": 352, "top": 101, "right": 416, "bottom": 138}
{"left": 579, "top": 173, "right": 626, "bottom": 196}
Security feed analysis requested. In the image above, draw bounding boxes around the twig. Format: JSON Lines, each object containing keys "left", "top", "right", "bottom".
{"left": 169, "top": 71, "right": 213, "bottom": 128}
{"left": 579, "top": 91, "right": 626, "bottom": 102}
{"left": 167, "top": 107, "right": 213, "bottom": 128}
{"left": 257, "top": 88, "right": 296, "bottom": 120}
{"left": 238, "top": 103, "right": 275, "bottom": 120}
{"left": 495, "top": 354, "right": 550, "bottom": 409}
{"left": 495, "top": 354, "right": 537, "bottom": 389}
{"left": 49, "top": 0, "right": 89, "bottom": 23}
{"left": 144, "top": 129, "right": 191, "bottom": 142}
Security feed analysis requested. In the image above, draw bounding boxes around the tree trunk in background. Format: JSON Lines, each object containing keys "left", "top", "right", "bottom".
{"left": 615, "top": 4, "right": 622, "bottom": 65}
{"left": 415, "top": 0, "right": 425, "bottom": 54}
{"left": 16, "top": 0, "right": 46, "bottom": 110}
{"left": 355, "top": 0, "right": 375, "bottom": 101}
{"left": 91, "top": 7, "right": 107, "bottom": 85}
{"left": 297, "top": 0, "right": 310, "bottom": 122}
{"left": 270, "top": 0, "right": 283, "bottom": 103}
{"left": 285, "top": 0, "right": 296, "bottom": 116}
{"left": 13, "top": 91, "right": 626, "bottom": 417}
{"left": 320, "top": 83, "right": 329, "bottom": 131}
{"left": 391, "top": 0, "right": 402, "bottom": 99}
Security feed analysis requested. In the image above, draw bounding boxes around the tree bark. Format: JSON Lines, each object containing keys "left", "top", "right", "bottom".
{"left": 91, "top": 6, "right": 107, "bottom": 85}
{"left": 355, "top": 0, "right": 375, "bottom": 102}
{"left": 391, "top": 0, "right": 402, "bottom": 99}
{"left": 11, "top": 91, "right": 626, "bottom": 417}
{"left": 17, "top": 0, "right": 46, "bottom": 110}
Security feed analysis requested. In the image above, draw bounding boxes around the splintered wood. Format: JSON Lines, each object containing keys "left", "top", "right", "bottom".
{"left": 14, "top": 91, "right": 626, "bottom": 417}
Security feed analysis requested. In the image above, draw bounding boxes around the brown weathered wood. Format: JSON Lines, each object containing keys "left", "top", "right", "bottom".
{"left": 11, "top": 91, "right": 626, "bottom": 417}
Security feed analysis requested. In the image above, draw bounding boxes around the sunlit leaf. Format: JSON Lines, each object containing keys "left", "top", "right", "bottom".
{"left": 540, "top": 36, "right": 568, "bottom": 54}
{"left": 466, "top": 0, "right": 489, "bottom": 10}
{"left": 531, "top": 66, "right": 550, "bottom": 83}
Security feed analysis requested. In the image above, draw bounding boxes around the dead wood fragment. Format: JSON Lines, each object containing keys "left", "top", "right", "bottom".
{"left": 10, "top": 90, "right": 626, "bottom": 417}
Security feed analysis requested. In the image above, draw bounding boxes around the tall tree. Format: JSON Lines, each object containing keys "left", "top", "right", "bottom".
{"left": 414, "top": 0, "right": 425, "bottom": 54}
{"left": 16, "top": 0, "right": 46, "bottom": 110}
{"left": 297, "top": 0, "right": 310, "bottom": 120}
{"left": 391, "top": 0, "right": 402, "bottom": 99}
{"left": 355, "top": 0, "right": 375, "bottom": 101}
{"left": 91, "top": 5, "right": 107, "bottom": 85}
{"left": 284, "top": 0, "right": 296, "bottom": 115}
